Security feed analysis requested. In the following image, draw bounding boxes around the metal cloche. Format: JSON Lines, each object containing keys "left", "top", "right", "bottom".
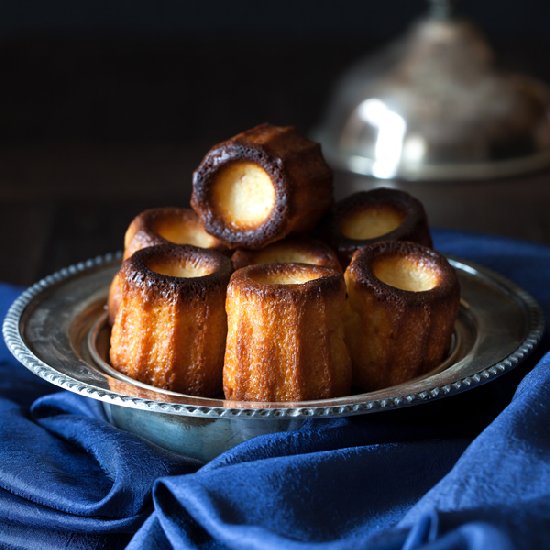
{"left": 316, "top": 2, "right": 550, "bottom": 181}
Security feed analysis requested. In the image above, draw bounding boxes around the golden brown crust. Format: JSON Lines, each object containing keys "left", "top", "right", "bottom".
{"left": 191, "top": 123, "right": 333, "bottom": 249}
{"left": 231, "top": 237, "right": 342, "bottom": 272}
{"left": 107, "top": 272, "right": 122, "bottom": 326}
{"left": 109, "top": 208, "right": 227, "bottom": 325}
{"left": 223, "top": 263, "right": 351, "bottom": 401}
{"left": 329, "top": 188, "right": 433, "bottom": 266}
{"left": 123, "top": 207, "right": 226, "bottom": 261}
{"left": 344, "top": 241, "right": 460, "bottom": 391}
{"left": 109, "top": 243, "right": 232, "bottom": 396}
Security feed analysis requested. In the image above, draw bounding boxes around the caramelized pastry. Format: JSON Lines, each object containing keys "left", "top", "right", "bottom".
{"left": 344, "top": 241, "right": 460, "bottom": 391}
{"left": 110, "top": 243, "right": 231, "bottom": 396}
{"left": 223, "top": 263, "right": 351, "bottom": 401}
{"left": 107, "top": 272, "right": 123, "bottom": 325}
{"left": 231, "top": 237, "right": 341, "bottom": 271}
{"left": 108, "top": 207, "right": 225, "bottom": 324}
{"left": 123, "top": 207, "right": 224, "bottom": 261}
{"left": 191, "top": 123, "right": 333, "bottom": 249}
{"left": 330, "top": 188, "right": 432, "bottom": 265}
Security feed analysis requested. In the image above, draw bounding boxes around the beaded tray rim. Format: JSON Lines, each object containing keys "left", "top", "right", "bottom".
{"left": 2, "top": 252, "right": 544, "bottom": 419}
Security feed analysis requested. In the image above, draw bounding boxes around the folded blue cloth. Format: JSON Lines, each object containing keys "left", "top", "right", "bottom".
{"left": 1, "top": 230, "right": 549, "bottom": 550}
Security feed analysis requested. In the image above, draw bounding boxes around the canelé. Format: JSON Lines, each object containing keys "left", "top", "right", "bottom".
{"left": 108, "top": 207, "right": 225, "bottom": 324}
{"left": 191, "top": 123, "right": 333, "bottom": 249}
{"left": 109, "top": 243, "right": 232, "bottom": 396}
{"left": 330, "top": 188, "right": 432, "bottom": 265}
{"left": 231, "top": 237, "right": 341, "bottom": 272}
{"left": 107, "top": 272, "right": 123, "bottom": 325}
{"left": 123, "top": 207, "right": 224, "bottom": 261}
{"left": 223, "top": 263, "right": 351, "bottom": 401}
{"left": 344, "top": 241, "right": 460, "bottom": 391}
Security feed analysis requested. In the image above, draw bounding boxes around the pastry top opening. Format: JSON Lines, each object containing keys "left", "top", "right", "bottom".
{"left": 372, "top": 254, "right": 440, "bottom": 292}
{"left": 253, "top": 248, "right": 319, "bottom": 266}
{"left": 154, "top": 216, "right": 219, "bottom": 249}
{"left": 252, "top": 270, "right": 323, "bottom": 286}
{"left": 340, "top": 206, "right": 405, "bottom": 240}
{"left": 147, "top": 257, "right": 217, "bottom": 279}
{"left": 245, "top": 263, "right": 328, "bottom": 286}
{"left": 211, "top": 161, "right": 276, "bottom": 229}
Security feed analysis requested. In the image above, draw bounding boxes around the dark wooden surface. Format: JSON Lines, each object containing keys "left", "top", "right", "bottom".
{"left": 1, "top": 36, "right": 550, "bottom": 287}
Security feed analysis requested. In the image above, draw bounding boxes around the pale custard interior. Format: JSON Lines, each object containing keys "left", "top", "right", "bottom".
{"left": 255, "top": 248, "right": 316, "bottom": 266}
{"left": 211, "top": 162, "right": 276, "bottom": 229}
{"left": 156, "top": 219, "right": 219, "bottom": 249}
{"left": 253, "top": 269, "right": 322, "bottom": 286}
{"left": 149, "top": 259, "right": 215, "bottom": 278}
{"left": 341, "top": 206, "right": 405, "bottom": 240}
{"left": 373, "top": 255, "right": 439, "bottom": 292}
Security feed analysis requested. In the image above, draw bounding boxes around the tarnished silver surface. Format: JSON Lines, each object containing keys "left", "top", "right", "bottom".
{"left": 316, "top": 7, "right": 550, "bottom": 181}
{"left": 3, "top": 253, "right": 544, "bottom": 461}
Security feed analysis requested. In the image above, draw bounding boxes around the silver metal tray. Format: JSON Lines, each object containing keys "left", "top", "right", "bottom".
{"left": 3, "top": 253, "right": 544, "bottom": 461}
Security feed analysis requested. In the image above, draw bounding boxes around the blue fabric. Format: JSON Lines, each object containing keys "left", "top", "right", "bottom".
{"left": 1, "top": 230, "right": 550, "bottom": 549}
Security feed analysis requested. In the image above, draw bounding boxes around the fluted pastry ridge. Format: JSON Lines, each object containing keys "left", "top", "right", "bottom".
{"left": 110, "top": 243, "right": 231, "bottom": 396}
{"left": 223, "top": 263, "right": 351, "bottom": 401}
{"left": 344, "top": 240, "right": 460, "bottom": 390}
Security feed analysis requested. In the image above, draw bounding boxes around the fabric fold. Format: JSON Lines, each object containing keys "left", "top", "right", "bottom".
{"left": 126, "top": 354, "right": 550, "bottom": 549}
{"left": 1, "top": 230, "right": 550, "bottom": 549}
{"left": 399, "top": 353, "right": 550, "bottom": 529}
{"left": 0, "top": 361, "right": 197, "bottom": 549}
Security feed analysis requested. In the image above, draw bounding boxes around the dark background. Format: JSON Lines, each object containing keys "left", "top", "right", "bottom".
{"left": 1, "top": 0, "right": 550, "bottom": 285}
{"left": 2, "top": 0, "right": 550, "bottom": 144}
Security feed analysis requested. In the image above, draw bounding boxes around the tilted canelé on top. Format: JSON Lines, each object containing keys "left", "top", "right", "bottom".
{"left": 191, "top": 123, "right": 333, "bottom": 249}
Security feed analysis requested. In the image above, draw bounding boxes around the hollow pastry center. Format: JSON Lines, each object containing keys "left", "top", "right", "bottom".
{"left": 148, "top": 258, "right": 216, "bottom": 278}
{"left": 254, "top": 248, "right": 317, "bottom": 266}
{"left": 251, "top": 269, "right": 323, "bottom": 286}
{"left": 155, "top": 219, "right": 219, "bottom": 248}
{"left": 373, "top": 255, "right": 440, "bottom": 292}
{"left": 211, "top": 162, "right": 276, "bottom": 229}
{"left": 341, "top": 206, "right": 405, "bottom": 240}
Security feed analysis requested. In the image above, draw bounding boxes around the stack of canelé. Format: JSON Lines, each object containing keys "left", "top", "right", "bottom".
{"left": 109, "top": 124, "right": 460, "bottom": 402}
